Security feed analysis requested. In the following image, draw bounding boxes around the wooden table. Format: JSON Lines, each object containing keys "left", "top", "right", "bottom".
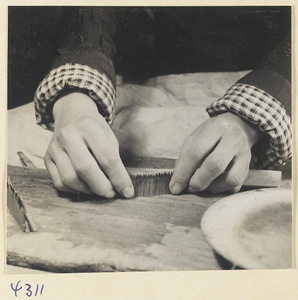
{"left": 6, "top": 165, "right": 290, "bottom": 273}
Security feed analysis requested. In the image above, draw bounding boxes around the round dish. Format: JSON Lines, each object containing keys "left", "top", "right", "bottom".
{"left": 201, "top": 188, "right": 292, "bottom": 269}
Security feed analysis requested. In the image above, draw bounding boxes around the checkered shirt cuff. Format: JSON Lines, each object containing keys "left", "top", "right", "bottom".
{"left": 34, "top": 63, "right": 115, "bottom": 131}
{"left": 206, "top": 83, "right": 292, "bottom": 169}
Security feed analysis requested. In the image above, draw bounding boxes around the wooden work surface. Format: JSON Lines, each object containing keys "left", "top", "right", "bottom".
{"left": 6, "top": 165, "right": 257, "bottom": 272}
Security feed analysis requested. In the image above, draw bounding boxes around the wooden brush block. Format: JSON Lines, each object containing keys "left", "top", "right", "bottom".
{"left": 124, "top": 157, "right": 282, "bottom": 194}
{"left": 126, "top": 163, "right": 282, "bottom": 197}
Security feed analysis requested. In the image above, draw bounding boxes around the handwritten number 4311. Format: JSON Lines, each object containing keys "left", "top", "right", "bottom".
{"left": 11, "top": 281, "right": 44, "bottom": 297}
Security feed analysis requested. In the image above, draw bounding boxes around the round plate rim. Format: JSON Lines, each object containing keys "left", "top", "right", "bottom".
{"left": 200, "top": 188, "right": 292, "bottom": 269}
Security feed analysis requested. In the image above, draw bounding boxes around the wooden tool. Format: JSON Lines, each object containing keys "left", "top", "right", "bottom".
{"left": 15, "top": 152, "right": 282, "bottom": 198}
{"left": 124, "top": 157, "right": 282, "bottom": 196}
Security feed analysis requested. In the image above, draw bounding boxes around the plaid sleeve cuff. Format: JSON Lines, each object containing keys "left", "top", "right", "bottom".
{"left": 206, "top": 83, "right": 292, "bottom": 170}
{"left": 34, "top": 63, "right": 115, "bottom": 131}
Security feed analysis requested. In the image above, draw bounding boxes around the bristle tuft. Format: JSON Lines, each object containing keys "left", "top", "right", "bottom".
{"left": 130, "top": 171, "right": 173, "bottom": 197}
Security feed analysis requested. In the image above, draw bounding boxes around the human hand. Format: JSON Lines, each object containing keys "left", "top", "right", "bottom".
{"left": 44, "top": 92, "right": 134, "bottom": 198}
{"left": 169, "top": 112, "right": 262, "bottom": 194}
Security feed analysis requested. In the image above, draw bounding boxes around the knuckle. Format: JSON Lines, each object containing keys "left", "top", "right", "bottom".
{"left": 188, "top": 146, "right": 204, "bottom": 161}
{"left": 77, "top": 115, "right": 97, "bottom": 128}
{"left": 44, "top": 153, "right": 52, "bottom": 165}
{"left": 214, "top": 115, "right": 230, "bottom": 128}
{"left": 56, "top": 126, "right": 73, "bottom": 144}
{"left": 60, "top": 173, "right": 77, "bottom": 187}
{"left": 204, "top": 156, "right": 226, "bottom": 175}
{"left": 100, "top": 154, "right": 119, "bottom": 171}
{"left": 182, "top": 133, "right": 206, "bottom": 161}
{"left": 236, "top": 131, "right": 248, "bottom": 144}
{"left": 78, "top": 115, "right": 108, "bottom": 133}
{"left": 74, "top": 160, "right": 95, "bottom": 177}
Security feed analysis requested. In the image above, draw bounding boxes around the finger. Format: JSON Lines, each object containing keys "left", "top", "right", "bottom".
{"left": 169, "top": 123, "right": 220, "bottom": 194}
{"left": 188, "top": 137, "right": 236, "bottom": 192}
{"left": 63, "top": 138, "right": 117, "bottom": 198}
{"left": 48, "top": 147, "right": 93, "bottom": 194}
{"left": 84, "top": 128, "right": 134, "bottom": 198}
{"left": 44, "top": 154, "right": 78, "bottom": 194}
{"left": 206, "top": 154, "right": 250, "bottom": 194}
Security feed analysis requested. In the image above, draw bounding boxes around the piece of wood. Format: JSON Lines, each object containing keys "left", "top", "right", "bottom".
{"left": 7, "top": 177, "right": 38, "bottom": 232}
{"left": 7, "top": 179, "right": 28, "bottom": 233}
{"left": 243, "top": 169, "right": 282, "bottom": 189}
{"left": 15, "top": 153, "right": 282, "bottom": 197}
{"left": 17, "top": 151, "right": 38, "bottom": 168}
{"left": 7, "top": 165, "right": 224, "bottom": 272}
{"left": 124, "top": 157, "right": 282, "bottom": 192}
{"left": 127, "top": 167, "right": 282, "bottom": 196}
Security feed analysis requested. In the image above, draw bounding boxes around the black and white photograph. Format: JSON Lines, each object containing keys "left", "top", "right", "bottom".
{"left": 6, "top": 5, "right": 292, "bottom": 275}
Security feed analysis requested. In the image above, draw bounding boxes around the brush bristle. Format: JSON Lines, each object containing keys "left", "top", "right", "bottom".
{"left": 130, "top": 171, "right": 173, "bottom": 197}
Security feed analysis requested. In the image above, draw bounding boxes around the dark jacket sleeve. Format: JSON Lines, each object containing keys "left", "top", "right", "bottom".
{"left": 34, "top": 7, "right": 119, "bottom": 130}
{"left": 237, "top": 33, "right": 291, "bottom": 115}
{"left": 207, "top": 32, "right": 292, "bottom": 170}
{"left": 51, "top": 6, "right": 118, "bottom": 88}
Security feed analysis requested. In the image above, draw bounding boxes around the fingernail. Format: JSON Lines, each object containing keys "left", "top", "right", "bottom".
{"left": 106, "top": 190, "right": 116, "bottom": 198}
{"left": 122, "top": 186, "right": 134, "bottom": 198}
{"left": 171, "top": 183, "right": 182, "bottom": 195}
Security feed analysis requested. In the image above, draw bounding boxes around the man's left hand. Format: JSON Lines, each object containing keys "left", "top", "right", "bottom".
{"left": 169, "top": 112, "right": 261, "bottom": 194}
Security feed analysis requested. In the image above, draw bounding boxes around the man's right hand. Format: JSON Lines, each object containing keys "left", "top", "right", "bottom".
{"left": 44, "top": 92, "right": 134, "bottom": 198}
